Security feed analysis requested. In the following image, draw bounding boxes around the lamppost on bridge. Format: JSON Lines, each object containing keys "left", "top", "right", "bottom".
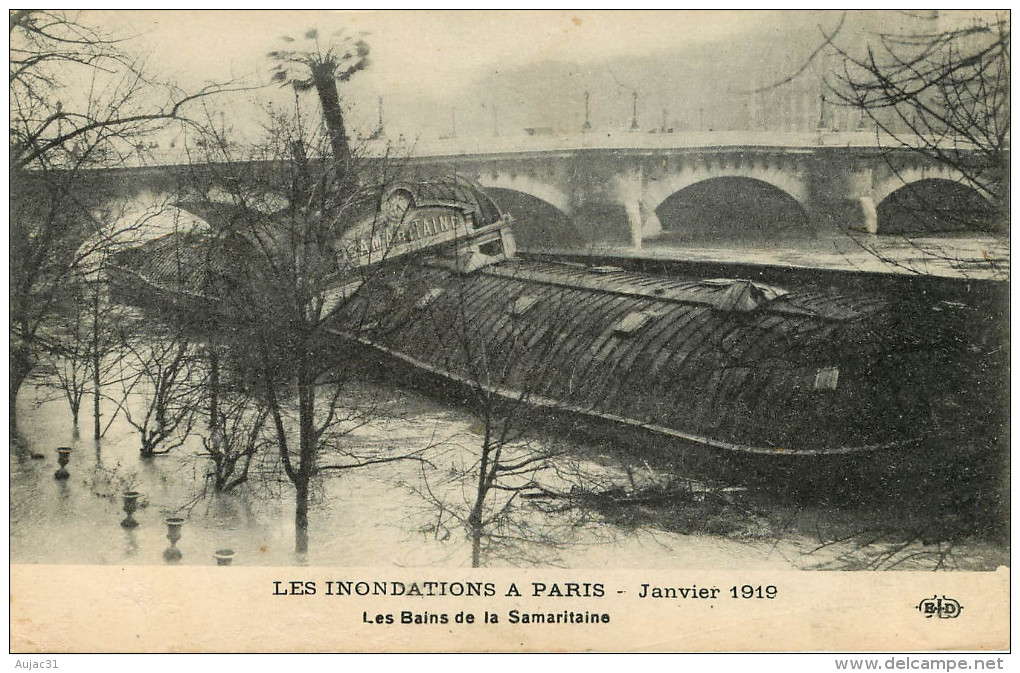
{"left": 582, "top": 91, "right": 592, "bottom": 132}
{"left": 856, "top": 109, "right": 872, "bottom": 131}
{"left": 375, "top": 95, "right": 385, "bottom": 138}
{"left": 630, "top": 91, "right": 640, "bottom": 131}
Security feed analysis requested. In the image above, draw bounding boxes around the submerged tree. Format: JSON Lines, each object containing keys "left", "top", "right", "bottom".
{"left": 200, "top": 387, "right": 270, "bottom": 492}
{"left": 9, "top": 10, "right": 230, "bottom": 432}
{"left": 117, "top": 323, "right": 203, "bottom": 458}
{"left": 156, "top": 90, "right": 423, "bottom": 552}
{"left": 94, "top": 26, "right": 421, "bottom": 553}
{"left": 743, "top": 12, "right": 1011, "bottom": 561}
{"left": 829, "top": 14, "right": 1009, "bottom": 521}
{"left": 37, "top": 280, "right": 91, "bottom": 429}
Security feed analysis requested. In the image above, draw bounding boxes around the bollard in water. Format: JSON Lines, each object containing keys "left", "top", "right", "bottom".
{"left": 54, "top": 447, "right": 72, "bottom": 480}
{"left": 121, "top": 491, "right": 142, "bottom": 528}
{"left": 163, "top": 517, "right": 185, "bottom": 562}
{"left": 214, "top": 549, "right": 236, "bottom": 566}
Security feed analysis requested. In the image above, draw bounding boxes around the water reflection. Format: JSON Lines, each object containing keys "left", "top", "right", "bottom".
{"left": 54, "top": 478, "right": 72, "bottom": 511}
{"left": 123, "top": 527, "right": 140, "bottom": 559}
{"left": 91, "top": 436, "right": 103, "bottom": 469}
{"left": 204, "top": 492, "right": 250, "bottom": 531}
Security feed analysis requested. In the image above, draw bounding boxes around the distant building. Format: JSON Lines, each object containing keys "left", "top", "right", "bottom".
{"left": 444, "top": 10, "right": 995, "bottom": 139}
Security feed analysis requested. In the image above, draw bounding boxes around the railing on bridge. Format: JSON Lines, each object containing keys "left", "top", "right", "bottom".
{"left": 113, "top": 130, "right": 994, "bottom": 169}
{"left": 387, "top": 130, "right": 965, "bottom": 157}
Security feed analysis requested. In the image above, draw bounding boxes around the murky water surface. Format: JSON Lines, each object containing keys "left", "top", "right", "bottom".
{"left": 11, "top": 375, "right": 1006, "bottom": 571}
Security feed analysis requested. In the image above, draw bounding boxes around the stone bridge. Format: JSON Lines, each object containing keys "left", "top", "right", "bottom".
{"left": 103, "top": 130, "right": 1000, "bottom": 250}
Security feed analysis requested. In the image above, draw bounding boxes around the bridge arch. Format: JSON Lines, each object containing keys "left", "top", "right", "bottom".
{"left": 475, "top": 172, "right": 579, "bottom": 249}
{"left": 475, "top": 172, "right": 573, "bottom": 217}
{"left": 650, "top": 176, "right": 812, "bottom": 245}
{"left": 616, "top": 163, "right": 810, "bottom": 246}
{"left": 481, "top": 186, "right": 581, "bottom": 249}
{"left": 872, "top": 165, "right": 992, "bottom": 208}
{"left": 875, "top": 176, "right": 998, "bottom": 235}
{"left": 643, "top": 163, "right": 810, "bottom": 217}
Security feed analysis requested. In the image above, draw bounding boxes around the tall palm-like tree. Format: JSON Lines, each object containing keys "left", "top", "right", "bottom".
{"left": 269, "top": 29, "right": 371, "bottom": 171}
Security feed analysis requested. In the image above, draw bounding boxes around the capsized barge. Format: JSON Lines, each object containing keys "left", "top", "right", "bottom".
{"left": 108, "top": 176, "right": 985, "bottom": 484}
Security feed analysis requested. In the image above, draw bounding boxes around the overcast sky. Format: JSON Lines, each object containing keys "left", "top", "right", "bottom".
{"left": 90, "top": 10, "right": 774, "bottom": 91}
{"left": 74, "top": 10, "right": 809, "bottom": 139}
{"left": 35, "top": 11, "right": 1001, "bottom": 142}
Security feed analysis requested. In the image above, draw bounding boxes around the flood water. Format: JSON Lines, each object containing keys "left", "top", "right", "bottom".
{"left": 641, "top": 232, "right": 1010, "bottom": 280}
{"left": 11, "top": 370, "right": 1007, "bottom": 571}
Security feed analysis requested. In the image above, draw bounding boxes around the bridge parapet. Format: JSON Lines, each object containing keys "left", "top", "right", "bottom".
{"left": 382, "top": 131, "right": 994, "bottom": 160}
{"left": 107, "top": 130, "right": 994, "bottom": 169}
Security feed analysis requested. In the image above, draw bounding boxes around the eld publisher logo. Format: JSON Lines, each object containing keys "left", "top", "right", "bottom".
{"left": 916, "top": 595, "right": 963, "bottom": 619}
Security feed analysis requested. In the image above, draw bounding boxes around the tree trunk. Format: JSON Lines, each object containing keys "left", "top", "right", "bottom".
{"left": 208, "top": 346, "right": 219, "bottom": 430}
{"left": 294, "top": 351, "right": 317, "bottom": 555}
{"left": 92, "top": 364, "right": 101, "bottom": 440}
{"left": 289, "top": 139, "right": 312, "bottom": 209}
{"left": 312, "top": 68, "right": 350, "bottom": 171}
{"left": 467, "top": 431, "right": 492, "bottom": 567}
{"left": 10, "top": 385, "right": 21, "bottom": 437}
{"left": 92, "top": 295, "right": 102, "bottom": 440}
{"left": 10, "top": 346, "right": 32, "bottom": 436}
{"left": 469, "top": 518, "right": 482, "bottom": 568}
{"left": 295, "top": 478, "right": 309, "bottom": 554}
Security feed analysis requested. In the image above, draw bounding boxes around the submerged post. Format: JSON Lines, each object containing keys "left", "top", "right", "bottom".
{"left": 54, "top": 447, "right": 72, "bottom": 480}
{"left": 121, "top": 491, "right": 142, "bottom": 528}
{"left": 163, "top": 517, "right": 185, "bottom": 562}
{"left": 214, "top": 549, "right": 236, "bottom": 566}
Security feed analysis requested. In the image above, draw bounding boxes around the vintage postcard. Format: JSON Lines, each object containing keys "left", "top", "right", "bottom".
{"left": 9, "top": 10, "right": 1010, "bottom": 655}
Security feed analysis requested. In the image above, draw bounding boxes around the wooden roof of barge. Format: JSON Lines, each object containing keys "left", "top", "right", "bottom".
{"left": 341, "top": 259, "right": 958, "bottom": 457}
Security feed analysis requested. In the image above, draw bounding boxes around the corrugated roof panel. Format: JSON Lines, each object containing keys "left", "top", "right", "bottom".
{"left": 612, "top": 310, "right": 656, "bottom": 335}
{"left": 415, "top": 287, "right": 445, "bottom": 309}
{"left": 510, "top": 294, "right": 540, "bottom": 316}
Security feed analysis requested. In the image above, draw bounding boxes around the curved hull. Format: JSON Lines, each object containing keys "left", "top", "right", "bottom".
{"left": 339, "top": 258, "right": 969, "bottom": 460}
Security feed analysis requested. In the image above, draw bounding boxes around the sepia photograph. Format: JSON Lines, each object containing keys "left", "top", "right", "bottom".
{"left": 9, "top": 9, "right": 1010, "bottom": 654}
